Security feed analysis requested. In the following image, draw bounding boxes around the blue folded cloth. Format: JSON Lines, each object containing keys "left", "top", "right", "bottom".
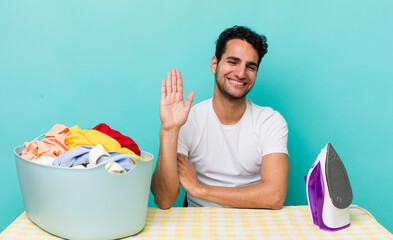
{"left": 52, "top": 145, "right": 134, "bottom": 171}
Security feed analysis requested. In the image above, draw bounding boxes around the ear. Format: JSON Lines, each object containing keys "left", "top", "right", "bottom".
{"left": 210, "top": 56, "right": 217, "bottom": 74}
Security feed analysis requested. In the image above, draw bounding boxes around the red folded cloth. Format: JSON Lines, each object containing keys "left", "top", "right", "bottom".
{"left": 92, "top": 123, "right": 141, "bottom": 156}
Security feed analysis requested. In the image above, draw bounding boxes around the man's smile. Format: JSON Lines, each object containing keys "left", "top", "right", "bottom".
{"left": 227, "top": 77, "right": 247, "bottom": 88}
{"left": 229, "top": 80, "right": 246, "bottom": 86}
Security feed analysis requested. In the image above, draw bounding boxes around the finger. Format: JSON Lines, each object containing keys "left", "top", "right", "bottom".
{"left": 177, "top": 156, "right": 185, "bottom": 165}
{"left": 185, "top": 91, "right": 195, "bottom": 111}
{"left": 177, "top": 153, "right": 187, "bottom": 161}
{"left": 171, "top": 68, "right": 177, "bottom": 93}
{"left": 178, "top": 156, "right": 189, "bottom": 167}
{"left": 177, "top": 160, "right": 185, "bottom": 174}
{"left": 161, "top": 79, "right": 166, "bottom": 100}
{"left": 176, "top": 70, "right": 183, "bottom": 95}
{"left": 166, "top": 71, "right": 172, "bottom": 95}
{"left": 183, "top": 158, "right": 194, "bottom": 168}
{"left": 178, "top": 157, "right": 192, "bottom": 172}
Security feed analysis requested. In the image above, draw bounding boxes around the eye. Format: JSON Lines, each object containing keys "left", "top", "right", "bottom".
{"left": 247, "top": 66, "right": 256, "bottom": 71}
{"left": 228, "top": 61, "right": 236, "bottom": 65}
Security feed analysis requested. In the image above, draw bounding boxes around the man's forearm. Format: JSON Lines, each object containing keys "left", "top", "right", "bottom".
{"left": 151, "top": 128, "right": 181, "bottom": 209}
{"left": 178, "top": 153, "right": 288, "bottom": 209}
{"left": 192, "top": 182, "right": 287, "bottom": 210}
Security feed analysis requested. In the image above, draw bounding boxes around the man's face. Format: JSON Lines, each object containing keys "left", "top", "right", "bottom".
{"left": 211, "top": 39, "right": 259, "bottom": 100}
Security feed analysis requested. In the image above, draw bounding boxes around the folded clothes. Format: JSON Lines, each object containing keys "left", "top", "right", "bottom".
{"left": 100, "top": 151, "right": 135, "bottom": 172}
{"left": 105, "top": 161, "right": 126, "bottom": 174}
{"left": 52, "top": 144, "right": 134, "bottom": 172}
{"left": 65, "top": 125, "right": 144, "bottom": 164}
{"left": 52, "top": 145, "right": 93, "bottom": 168}
{"left": 32, "top": 156, "right": 55, "bottom": 166}
{"left": 92, "top": 123, "right": 141, "bottom": 156}
{"left": 20, "top": 124, "right": 70, "bottom": 160}
{"left": 87, "top": 143, "right": 109, "bottom": 167}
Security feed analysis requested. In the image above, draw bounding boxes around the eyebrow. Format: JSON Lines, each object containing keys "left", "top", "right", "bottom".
{"left": 225, "top": 56, "right": 258, "bottom": 67}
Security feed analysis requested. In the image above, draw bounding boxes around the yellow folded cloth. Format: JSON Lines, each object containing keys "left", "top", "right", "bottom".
{"left": 65, "top": 125, "right": 144, "bottom": 163}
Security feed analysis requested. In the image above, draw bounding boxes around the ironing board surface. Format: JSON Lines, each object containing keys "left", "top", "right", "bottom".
{"left": 1, "top": 205, "right": 392, "bottom": 239}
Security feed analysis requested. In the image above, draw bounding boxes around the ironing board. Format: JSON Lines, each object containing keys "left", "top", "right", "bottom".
{"left": 1, "top": 205, "right": 392, "bottom": 239}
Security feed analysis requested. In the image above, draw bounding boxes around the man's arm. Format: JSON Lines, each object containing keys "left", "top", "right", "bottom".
{"left": 177, "top": 153, "right": 288, "bottom": 209}
{"left": 151, "top": 68, "right": 194, "bottom": 209}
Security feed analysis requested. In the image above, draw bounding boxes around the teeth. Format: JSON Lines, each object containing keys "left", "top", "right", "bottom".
{"left": 230, "top": 80, "right": 245, "bottom": 86}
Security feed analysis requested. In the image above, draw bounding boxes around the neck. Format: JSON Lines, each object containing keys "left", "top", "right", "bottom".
{"left": 212, "top": 88, "right": 247, "bottom": 125}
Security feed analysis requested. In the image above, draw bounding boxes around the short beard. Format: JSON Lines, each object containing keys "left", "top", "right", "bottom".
{"left": 215, "top": 74, "right": 249, "bottom": 101}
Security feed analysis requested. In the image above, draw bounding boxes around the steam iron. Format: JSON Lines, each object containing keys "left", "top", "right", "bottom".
{"left": 305, "top": 143, "right": 353, "bottom": 231}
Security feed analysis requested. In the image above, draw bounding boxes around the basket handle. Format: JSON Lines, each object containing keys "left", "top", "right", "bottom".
{"left": 97, "top": 154, "right": 142, "bottom": 166}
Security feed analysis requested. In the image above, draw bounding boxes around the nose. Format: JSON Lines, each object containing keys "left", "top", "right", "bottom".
{"left": 234, "top": 64, "right": 246, "bottom": 80}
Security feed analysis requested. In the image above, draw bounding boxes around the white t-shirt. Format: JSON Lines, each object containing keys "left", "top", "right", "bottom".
{"left": 177, "top": 98, "right": 288, "bottom": 207}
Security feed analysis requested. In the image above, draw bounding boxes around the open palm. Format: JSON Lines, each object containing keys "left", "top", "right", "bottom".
{"left": 160, "top": 68, "right": 194, "bottom": 130}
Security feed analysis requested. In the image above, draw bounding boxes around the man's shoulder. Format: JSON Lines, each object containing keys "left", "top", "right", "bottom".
{"left": 190, "top": 98, "right": 212, "bottom": 114}
{"left": 246, "top": 99, "right": 287, "bottom": 125}
{"left": 247, "top": 99, "right": 278, "bottom": 115}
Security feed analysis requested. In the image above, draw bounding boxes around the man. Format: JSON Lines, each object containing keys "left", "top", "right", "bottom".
{"left": 151, "top": 26, "right": 288, "bottom": 209}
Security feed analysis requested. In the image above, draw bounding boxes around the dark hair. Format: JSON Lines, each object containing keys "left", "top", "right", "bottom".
{"left": 215, "top": 26, "right": 268, "bottom": 67}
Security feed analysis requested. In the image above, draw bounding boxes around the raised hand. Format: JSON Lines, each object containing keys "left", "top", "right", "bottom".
{"left": 160, "top": 68, "right": 194, "bottom": 130}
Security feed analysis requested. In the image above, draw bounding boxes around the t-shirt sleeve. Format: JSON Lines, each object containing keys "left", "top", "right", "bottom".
{"left": 260, "top": 111, "right": 288, "bottom": 157}
{"left": 177, "top": 120, "right": 192, "bottom": 156}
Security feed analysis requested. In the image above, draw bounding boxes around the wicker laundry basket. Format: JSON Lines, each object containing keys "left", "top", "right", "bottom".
{"left": 14, "top": 145, "right": 154, "bottom": 240}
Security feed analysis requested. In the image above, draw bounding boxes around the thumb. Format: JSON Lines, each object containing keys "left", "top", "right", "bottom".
{"left": 184, "top": 91, "right": 194, "bottom": 111}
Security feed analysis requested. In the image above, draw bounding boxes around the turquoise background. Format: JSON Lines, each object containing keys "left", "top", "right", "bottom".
{"left": 1, "top": 0, "right": 392, "bottom": 234}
